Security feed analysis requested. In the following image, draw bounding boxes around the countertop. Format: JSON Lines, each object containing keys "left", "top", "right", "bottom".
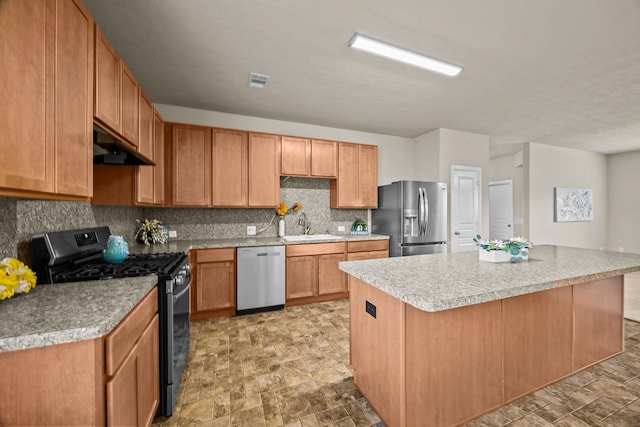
{"left": 0, "top": 276, "right": 157, "bottom": 352}
{"left": 339, "top": 245, "right": 640, "bottom": 312}
{"left": 130, "top": 233, "right": 389, "bottom": 254}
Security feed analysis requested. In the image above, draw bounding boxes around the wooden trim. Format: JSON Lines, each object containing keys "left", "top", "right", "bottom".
{"left": 191, "top": 307, "right": 236, "bottom": 321}
{"left": 347, "top": 239, "right": 389, "bottom": 253}
{"left": 285, "top": 292, "right": 349, "bottom": 307}
{"left": 195, "top": 247, "right": 236, "bottom": 263}
{"left": 286, "top": 242, "right": 345, "bottom": 256}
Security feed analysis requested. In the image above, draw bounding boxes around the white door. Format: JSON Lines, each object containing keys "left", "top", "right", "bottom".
{"left": 489, "top": 180, "right": 514, "bottom": 240}
{"left": 450, "top": 166, "right": 481, "bottom": 252}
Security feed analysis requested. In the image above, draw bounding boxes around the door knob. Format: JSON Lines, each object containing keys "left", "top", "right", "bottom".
{"left": 454, "top": 231, "right": 460, "bottom": 235}
{"left": 508, "top": 224, "right": 511, "bottom": 228}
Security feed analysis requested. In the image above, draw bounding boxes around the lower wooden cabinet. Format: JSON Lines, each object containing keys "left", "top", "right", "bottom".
{"left": 191, "top": 247, "right": 236, "bottom": 320}
{"left": 105, "top": 287, "right": 159, "bottom": 427}
{"left": 286, "top": 242, "right": 347, "bottom": 305}
{"left": 346, "top": 239, "right": 389, "bottom": 261}
{"left": 0, "top": 286, "right": 158, "bottom": 426}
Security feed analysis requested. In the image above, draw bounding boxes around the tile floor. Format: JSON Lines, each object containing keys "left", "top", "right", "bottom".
{"left": 153, "top": 300, "right": 640, "bottom": 427}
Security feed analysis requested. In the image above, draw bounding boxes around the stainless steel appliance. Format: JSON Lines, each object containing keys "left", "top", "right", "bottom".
{"left": 31, "top": 226, "right": 190, "bottom": 418}
{"left": 236, "top": 246, "right": 285, "bottom": 314}
{"left": 372, "top": 180, "right": 448, "bottom": 257}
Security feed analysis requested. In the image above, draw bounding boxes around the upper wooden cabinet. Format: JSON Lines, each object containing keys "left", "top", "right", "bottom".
{"left": 248, "top": 133, "right": 281, "bottom": 207}
{"left": 169, "top": 123, "right": 212, "bottom": 206}
{"left": 212, "top": 128, "right": 248, "bottom": 207}
{"left": 120, "top": 64, "right": 139, "bottom": 147}
{"left": 330, "top": 142, "right": 378, "bottom": 208}
{"left": 94, "top": 25, "right": 121, "bottom": 134}
{"left": 0, "top": 0, "right": 94, "bottom": 199}
{"left": 281, "top": 137, "right": 337, "bottom": 178}
{"left": 152, "top": 108, "right": 165, "bottom": 205}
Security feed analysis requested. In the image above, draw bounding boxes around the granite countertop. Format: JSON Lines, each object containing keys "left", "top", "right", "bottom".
{"left": 339, "top": 245, "right": 640, "bottom": 312}
{"left": 0, "top": 276, "right": 157, "bottom": 352}
{"left": 130, "top": 233, "right": 389, "bottom": 254}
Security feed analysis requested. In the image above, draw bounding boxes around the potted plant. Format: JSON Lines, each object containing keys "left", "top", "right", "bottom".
{"left": 473, "top": 235, "right": 533, "bottom": 263}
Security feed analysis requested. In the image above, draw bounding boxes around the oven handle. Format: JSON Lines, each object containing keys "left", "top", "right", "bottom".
{"left": 173, "top": 280, "right": 190, "bottom": 302}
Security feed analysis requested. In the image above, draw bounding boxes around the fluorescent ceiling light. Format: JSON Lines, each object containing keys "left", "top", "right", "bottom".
{"left": 348, "top": 33, "right": 463, "bottom": 77}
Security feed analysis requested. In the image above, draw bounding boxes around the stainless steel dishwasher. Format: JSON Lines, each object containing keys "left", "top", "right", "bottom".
{"left": 236, "top": 245, "right": 286, "bottom": 314}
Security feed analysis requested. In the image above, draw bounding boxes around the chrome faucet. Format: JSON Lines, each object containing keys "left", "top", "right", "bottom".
{"left": 298, "top": 212, "right": 311, "bottom": 235}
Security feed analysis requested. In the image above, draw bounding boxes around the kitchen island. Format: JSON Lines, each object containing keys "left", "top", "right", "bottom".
{"left": 339, "top": 245, "right": 640, "bottom": 427}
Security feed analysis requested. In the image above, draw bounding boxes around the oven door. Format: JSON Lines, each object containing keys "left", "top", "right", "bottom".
{"left": 161, "top": 266, "right": 191, "bottom": 416}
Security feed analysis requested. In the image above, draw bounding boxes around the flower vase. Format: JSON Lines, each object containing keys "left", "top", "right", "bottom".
{"left": 278, "top": 218, "right": 285, "bottom": 237}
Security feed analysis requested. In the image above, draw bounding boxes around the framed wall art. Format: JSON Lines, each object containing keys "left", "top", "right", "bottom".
{"left": 554, "top": 187, "right": 593, "bottom": 222}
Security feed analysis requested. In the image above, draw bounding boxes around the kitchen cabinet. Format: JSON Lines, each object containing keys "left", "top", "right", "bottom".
{"left": 330, "top": 143, "right": 378, "bottom": 208}
{"left": 93, "top": 105, "right": 164, "bottom": 206}
{"left": 94, "top": 24, "right": 121, "bottom": 135}
{"left": 346, "top": 240, "right": 389, "bottom": 261}
{"left": 212, "top": 128, "right": 248, "bottom": 207}
{"left": 281, "top": 137, "right": 337, "bottom": 178}
{"left": 120, "top": 64, "right": 140, "bottom": 147}
{"left": 168, "top": 123, "right": 212, "bottom": 206}
{"left": 105, "top": 287, "right": 159, "bottom": 427}
{"left": 191, "top": 248, "right": 236, "bottom": 320}
{"left": 136, "top": 91, "right": 156, "bottom": 204}
{"left": 286, "top": 242, "right": 347, "bottom": 305}
{"left": 0, "top": 0, "right": 93, "bottom": 199}
{"left": 0, "top": 287, "right": 158, "bottom": 426}
{"left": 248, "top": 132, "right": 281, "bottom": 207}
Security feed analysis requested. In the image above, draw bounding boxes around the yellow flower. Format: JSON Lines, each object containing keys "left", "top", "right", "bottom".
{"left": 276, "top": 201, "right": 301, "bottom": 216}
{"left": 0, "top": 257, "right": 37, "bottom": 300}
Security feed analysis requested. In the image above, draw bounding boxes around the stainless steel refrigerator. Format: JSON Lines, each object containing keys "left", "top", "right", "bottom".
{"left": 372, "top": 180, "right": 447, "bottom": 257}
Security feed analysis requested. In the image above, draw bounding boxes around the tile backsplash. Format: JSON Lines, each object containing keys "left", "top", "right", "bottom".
{"left": 143, "top": 177, "right": 367, "bottom": 239}
{"left": 0, "top": 177, "right": 368, "bottom": 262}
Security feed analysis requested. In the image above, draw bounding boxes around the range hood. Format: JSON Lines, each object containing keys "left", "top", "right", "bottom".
{"left": 93, "top": 125, "right": 154, "bottom": 166}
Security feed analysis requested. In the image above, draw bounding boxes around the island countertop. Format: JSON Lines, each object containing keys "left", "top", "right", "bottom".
{"left": 0, "top": 276, "right": 157, "bottom": 352}
{"left": 339, "top": 245, "right": 640, "bottom": 312}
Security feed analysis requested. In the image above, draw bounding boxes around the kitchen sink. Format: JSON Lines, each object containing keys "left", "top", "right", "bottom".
{"left": 281, "top": 234, "right": 343, "bottom": 242}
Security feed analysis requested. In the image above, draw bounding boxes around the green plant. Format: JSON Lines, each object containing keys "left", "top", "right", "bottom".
{"left": 135, "top": 219, "right": 167, "bottom": 246}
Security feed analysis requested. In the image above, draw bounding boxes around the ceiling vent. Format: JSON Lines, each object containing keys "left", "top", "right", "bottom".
{"left": 248, "top": 72, "right": 269, "bottom": 89}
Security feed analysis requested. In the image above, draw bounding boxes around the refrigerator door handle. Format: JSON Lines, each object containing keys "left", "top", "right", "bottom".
{"left": 424, "top": 187, "right": 429, "bottom": 236}
{"left": 418, "top": 187, "right": 427, "bottom": 236}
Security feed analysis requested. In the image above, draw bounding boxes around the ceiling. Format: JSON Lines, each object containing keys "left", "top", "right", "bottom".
{"left": 83, "top": 0, "right": 640, "bottom": 158}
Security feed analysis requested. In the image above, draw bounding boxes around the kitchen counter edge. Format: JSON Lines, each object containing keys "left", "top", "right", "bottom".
{"left": 339, "top": 245, "right": 640, "bottom": 313}
{"left": 0, "top": 276, "right": 157, "bottom": 352}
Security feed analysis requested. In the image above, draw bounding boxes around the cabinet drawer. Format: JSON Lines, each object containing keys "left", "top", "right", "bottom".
{"left": 196, "top": 247, "right": 235, "bottom": 263}
{"left": 106, "top": 287, "right": 158, "bottom": 376}
{"left": 286, "top": 242, "right": 345, "bottom": 257}
{"left": 347, "top": 239, "right": 389, "bottom": 253}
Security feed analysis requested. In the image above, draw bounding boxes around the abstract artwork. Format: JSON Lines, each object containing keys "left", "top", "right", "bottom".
{"left": 554, "top": 187, "right": 593, "bottom": 222}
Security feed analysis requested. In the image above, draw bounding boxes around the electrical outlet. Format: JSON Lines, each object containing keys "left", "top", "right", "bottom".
{"left": 247, "top": 226, "right": 257, "bottom": 236}
{"left": 168, "top": 230, "right": 177, "bottom": 238}
{"left": 338, "top": 225, "right": 346, "bottom": 232}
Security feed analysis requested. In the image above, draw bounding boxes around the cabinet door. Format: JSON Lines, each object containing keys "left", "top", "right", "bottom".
{"left": 136, "top": 91, "right": 155, "bottom": 204}
{"left": 171, "top": 124, "right": 211, "bottom": 206}
{"left": 196, "top": 261, "right": 235, "bottom": 311}
{"left": 152, "top": 109, "right": 165, "bottom": 204}
{"left": 286, "top": 256, "right": 316, "bottom": 300}
{"left": 120, "top": 64, "right": 139, "bottom": 146}
{"left": 212, "top": 128, "right": 248, "bottom": 207}
{"left": 137, "top": 314, "right": 159, "bottom": 427}
{"left": 318, "top": 253, "right": 347, "bottom": 295}
{"left": 0, "top": 0, "right": 53, "bottom": 193}
{"left": 248, "top": 133, "right": 280, "bottom": 207}
{"left": 94, "top": 25, "right": 121, "bottom": 133}
{"left": 358, "top": 144, "right": 378, "bottom": 207}
{"left": 332, "top": 143, "right": 359, "bottom": 208}
{"left": 311, "top": 140, "right": 337, "bottom": 178}
{"left": 54, "top": 0, "right": 94, "bottom": 197}
{"left": 106, "top": 342, "right": 138, "bottom": 427}
{"left": 281, "top": 136, "right": 310, "bottom": 176}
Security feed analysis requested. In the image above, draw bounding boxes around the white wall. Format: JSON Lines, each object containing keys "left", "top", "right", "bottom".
{"left": 607, "top": 150, "right": 640, "bottom": 254}
{"left": 155, "top": 104, "right": 414, "bottom": 186}
{"left": 412, "top": 129, "right": 440, "bottom": 182}
{"left": 525, "top": 143, "right": 607, "bottom": 249}
{"left": 489, "top": 153, "right": 524, "bottom": 237}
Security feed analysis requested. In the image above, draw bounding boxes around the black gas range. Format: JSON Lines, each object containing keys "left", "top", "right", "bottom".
{"left": 31, "top": 226, "right": 190, "bottom": 418}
